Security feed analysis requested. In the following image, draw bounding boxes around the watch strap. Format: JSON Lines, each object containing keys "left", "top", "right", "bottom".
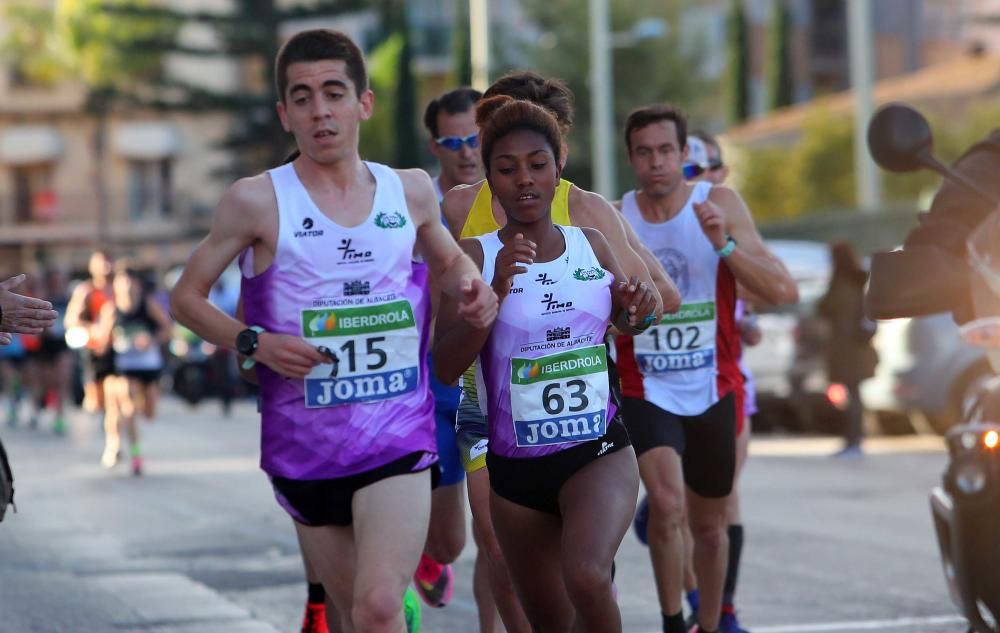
{"left": 240, "top": 326, "right": 266, "bottom": 370}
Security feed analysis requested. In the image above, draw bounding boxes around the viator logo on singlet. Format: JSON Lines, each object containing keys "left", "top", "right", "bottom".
{"left": 295, "top": 217, "right": 325, "bottom": 238}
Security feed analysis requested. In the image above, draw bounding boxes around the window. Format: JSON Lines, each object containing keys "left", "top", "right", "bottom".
{"left": 127, "top": 159, "right": 173, "bottom": 220}
{"left": 10, "top": 164, "right": 56, "bottom": 223}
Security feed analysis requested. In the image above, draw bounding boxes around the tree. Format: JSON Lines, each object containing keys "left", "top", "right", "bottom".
{"left": 727, "top": 0, "right": 750, "bottom": 123}
{"left": 377, "top": 1, "right": 420, "bottom": 168}
{"left": 1, "top": 0, "right": 178, "bottom": 243}
{"left": 508, "top": 0, "right": 707, "bottom": 194}
{"left": 452, "top": 0, "right": 473, "bottom": 87}
{"left": 101, "top": 0, "right": 366, "bottom": 176}
{"left": 768, "top": 0, "right": 794, "bottom": 110}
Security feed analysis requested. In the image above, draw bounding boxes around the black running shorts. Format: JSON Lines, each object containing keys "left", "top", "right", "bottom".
{"left": 271, "top": 452, "right": 441, "bottom": 527}
{"left": 486, "top": 419, "right": 631, "bottom": 515}
{"left": 622, "top": 393, "right": 737, "bottom": 498}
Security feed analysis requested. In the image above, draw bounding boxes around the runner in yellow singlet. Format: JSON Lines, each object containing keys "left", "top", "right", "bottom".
{"left": 435, "top": 70, "right": 679, "bottom": 633}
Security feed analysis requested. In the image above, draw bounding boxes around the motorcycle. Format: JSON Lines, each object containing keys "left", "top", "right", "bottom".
{"left": 866, "top": 103, "right": 1000, "bottom": 633}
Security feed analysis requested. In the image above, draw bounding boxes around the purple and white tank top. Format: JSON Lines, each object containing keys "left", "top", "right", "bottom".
{"left": 477, "top": 226, "right": 615, "bottom": 459}
{"left": 240, "top": 161, "right": 435, "bottom": 480}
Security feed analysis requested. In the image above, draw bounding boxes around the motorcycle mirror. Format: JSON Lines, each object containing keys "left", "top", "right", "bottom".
{"left": 867, "top": 102, "right": 1000, "bottom": 205}
{"left": 866, "top": 103, "right": 933, "bottom": 173}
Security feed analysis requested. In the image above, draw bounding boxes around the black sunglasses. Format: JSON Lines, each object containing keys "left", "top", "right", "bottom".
{"left": 707, "top": 158, "right": 725, "bottom": 171}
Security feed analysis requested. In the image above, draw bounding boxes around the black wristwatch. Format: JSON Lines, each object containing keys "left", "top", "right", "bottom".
{"left": 236, "top": 326, "right": 264, "bottom": 369}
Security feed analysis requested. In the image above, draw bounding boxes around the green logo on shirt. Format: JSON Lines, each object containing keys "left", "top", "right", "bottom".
{"left": 375, "top": 211, "right": 407, "bottom": 229}
{"left": 573, "top": 267, "right": 606, "bottom": 281}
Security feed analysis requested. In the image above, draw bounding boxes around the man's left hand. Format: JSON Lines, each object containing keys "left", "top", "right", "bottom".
{"left": 693, "top": 199, "right": 728, "bottom": 250}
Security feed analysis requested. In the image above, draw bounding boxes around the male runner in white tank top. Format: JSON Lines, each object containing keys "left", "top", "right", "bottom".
{"left": 614, "top": 104, "right": 797, "bottom": 633}
{"left": 170, "top": 29, "right": 497, "bottom": 633}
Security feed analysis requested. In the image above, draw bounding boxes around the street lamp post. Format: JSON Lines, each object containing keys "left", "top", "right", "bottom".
{"left": 470, "top": 0, "right": 490, "bottom": 91}
{"left": 589, "top": 7, "right": 668, "bottom": 199}
{"left": 848, "top": 0, "right": 882, "bottom": 212}
{"left": 589, "top": 0, "right": 614, "bottom": 198}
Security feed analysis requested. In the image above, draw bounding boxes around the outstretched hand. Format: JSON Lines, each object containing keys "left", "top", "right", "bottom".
{"left": 457, "top": 275, "right": 499, "bottom": 329}
{"left": 613, "top": 275, "right": 658, "bottom": 329}
{"left": 0, "top": 274, "right": 58, "bottom": 335}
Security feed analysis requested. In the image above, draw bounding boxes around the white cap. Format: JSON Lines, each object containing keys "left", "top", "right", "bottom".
{"left": 685, "top": 136, "right": 709, "bottom": 169}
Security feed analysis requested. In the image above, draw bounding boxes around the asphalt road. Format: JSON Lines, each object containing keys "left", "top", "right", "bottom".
{"left": 0, "top": 398, "right": 966, "bottom": 633}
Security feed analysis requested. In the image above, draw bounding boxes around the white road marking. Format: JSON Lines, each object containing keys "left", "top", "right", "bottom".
{"left": 750, "top": 614, "right": 966, "bottom": 633}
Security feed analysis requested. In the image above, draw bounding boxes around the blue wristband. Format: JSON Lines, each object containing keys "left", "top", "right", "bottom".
{"left": 716, "top": 236, "right": 738, "bottom": 258}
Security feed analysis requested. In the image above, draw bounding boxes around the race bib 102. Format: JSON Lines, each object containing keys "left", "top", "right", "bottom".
{"left": 509, "top": 345, "right": 609, "bottom": 447}
{"left": 301, "top": 299, "right": 420, "bottom": 408}
{"left": 632, "top": 301, "right": 716, "bottom": 374}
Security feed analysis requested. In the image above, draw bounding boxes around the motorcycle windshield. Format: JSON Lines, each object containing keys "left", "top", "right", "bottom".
{"left": 968, "top": 207, "right": 1000, "bottom": 372}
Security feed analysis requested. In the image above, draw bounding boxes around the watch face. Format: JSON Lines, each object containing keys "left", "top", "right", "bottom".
{"left": 237, "top": 329, "right": 257, "bottom": 355}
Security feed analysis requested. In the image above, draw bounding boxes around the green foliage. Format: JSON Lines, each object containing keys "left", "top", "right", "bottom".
{"left": 511, "top": 0, "right": 707, "bottom": 193}
{"left": 726, "top": 0, "right": 749, "bottom": 124}
{"left": 735, "top": 145, "right": 795, "bottom": 220}
{"left": 0, "top": 4, "right": 64, "bottom": 85}
{"left": 768, "top": 0, "right": 793, "bottom": 110}
{"left": 1, "top": 0, "right": 175, "bottom": 90}
{"left": 735, "top": 102, "right": 1000, "bottom": 219}
{"left": 360, "top": 34, "right": 403, "bottom": 164}
{"left": 452, "top": 1, "right": 472, "bottom": 86}
{"left": 394, "top": 23, "right": 420, "bottom": 167}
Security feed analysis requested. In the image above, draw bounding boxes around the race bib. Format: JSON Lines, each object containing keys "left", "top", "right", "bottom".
{"left": 302, "top": 299, "right": 420, "bottom": 408}
{"left": 509, "top": 345, "right": 609, "bottom": 447}
{"left": 632, "top": 301, "right": 716, "bottom": 374}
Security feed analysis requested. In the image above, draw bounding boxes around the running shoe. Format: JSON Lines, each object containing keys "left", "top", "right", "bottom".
{"left": 300, "top": 602, "right": 329, "bottom": 633}
{"left": 101, "top": 445, "right": 119, "bottom": 469}
{"left": 403, "top": 586, "right": 421, "bottom": 632}
{"left": 719, "top": 609, "right": 750, "bottom": 633}
{"left": 412, "top": 552, "right": 454, "bottom": 607}
{"left": 52, "top": 415, "right": 66, "bottom": 435}
{"left": 131, "top": 455, "right": 143, "bottom": 476}
{"left": 633, "top": 494, "right": 650, "bottom": 545}
{"left": 685, "top": 590, "right": 700, "bottom": 630}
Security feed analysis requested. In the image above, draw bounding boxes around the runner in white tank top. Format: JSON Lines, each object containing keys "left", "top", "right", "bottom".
{"left": 170, "top": 30, "right": 497, "bottom": 633}
{"left": 434, "top": 96, "right": 656, "bottom": 633}
{"left": 615, "top": 105, "right": 798, "bottom": 633}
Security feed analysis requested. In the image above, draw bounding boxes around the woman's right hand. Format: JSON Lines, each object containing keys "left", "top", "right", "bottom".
{"left": 492, "top": 233, "right": 535, "bottom": 301}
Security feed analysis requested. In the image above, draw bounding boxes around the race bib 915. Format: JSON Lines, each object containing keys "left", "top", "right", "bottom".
{"left": 302, "top": 299, "right": 420, "bottom": 408}
{"left": 509, "top": 345, "right": 609, "bottom": 447}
